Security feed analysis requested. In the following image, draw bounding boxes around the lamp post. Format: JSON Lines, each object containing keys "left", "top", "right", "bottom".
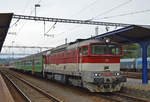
{"left": 12, "top": 41, "right": 15, "bottom": 59}
{"left": 35, "top": 4, "right": 40, "bottom": 17}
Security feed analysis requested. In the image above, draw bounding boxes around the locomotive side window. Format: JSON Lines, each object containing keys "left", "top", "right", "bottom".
{"left": 79, "top": 48, "right": 82, "bottom": 56}
{"left": 83, "top": 46, "right": 88, "bottom": 56}
{"left": 91, "top": 45, "right": 107, "bottom": 55}
{"left": 58, "top": 54, "right": 60, "bottom": 59}
{"left": 73, "top": 51, "right": 76, "bottom": 56}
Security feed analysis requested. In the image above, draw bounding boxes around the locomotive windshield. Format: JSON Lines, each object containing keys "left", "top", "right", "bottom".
{"left": 91, "top": 44, "right": 122, "bottom": 55}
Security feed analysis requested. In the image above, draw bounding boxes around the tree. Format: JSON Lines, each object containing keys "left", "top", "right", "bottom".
{"left": 123, "top": 43, "right": 139, "bottom": 58}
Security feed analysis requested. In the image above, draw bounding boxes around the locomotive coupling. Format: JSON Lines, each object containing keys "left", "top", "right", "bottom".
{"left": 94, "top": 78, "right": 104, "bottom": 84}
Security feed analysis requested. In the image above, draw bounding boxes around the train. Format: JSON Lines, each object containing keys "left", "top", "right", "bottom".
{"left": 120, "top": 58, "right": 150, "bottom": 72}
{"left": 9, "top": 38, "right": 126, "bottom": 92}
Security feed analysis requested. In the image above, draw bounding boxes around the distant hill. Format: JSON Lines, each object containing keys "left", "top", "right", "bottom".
{"left": 0, "top": 58, "right": 17, "bottom": 65}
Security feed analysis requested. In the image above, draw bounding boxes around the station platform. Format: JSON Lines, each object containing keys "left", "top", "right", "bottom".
{"left": 124, "top": 78, "right": 150, "bottom": 91}
{"left": 0, "top": 74, "right": 14, "bottom": 102}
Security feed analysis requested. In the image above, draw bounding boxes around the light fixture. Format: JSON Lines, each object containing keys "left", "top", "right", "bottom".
{"left": 116, "top": 73, "right": 120, "bottom": 76}
{"left": 105, "top": 38, "right": 111, "bottom": 43}
{"left": 35, "top": 4, "right": 41, "bottom": 17}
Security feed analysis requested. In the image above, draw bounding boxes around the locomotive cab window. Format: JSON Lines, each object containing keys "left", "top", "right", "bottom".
{"left": 91, "top": 45, "right": 107, "bottom": 55}
{"left": 91, "top": 44, "right": 122, "bottom": 55}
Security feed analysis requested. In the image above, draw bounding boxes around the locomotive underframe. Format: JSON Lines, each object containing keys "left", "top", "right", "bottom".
{"left": 44, "top": 69, "right": 126, "bottom": 92}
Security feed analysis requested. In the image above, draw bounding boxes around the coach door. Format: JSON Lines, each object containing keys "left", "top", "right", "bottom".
{"left": 32, "top": 58, "right": 34, "bottom": 74}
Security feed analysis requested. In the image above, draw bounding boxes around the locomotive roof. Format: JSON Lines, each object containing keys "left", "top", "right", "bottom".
{"left": 47, "top": 38, "right": 119, "bottom": 53}
{"left": 67, "top": 39, "right": 104, "bottom": 50}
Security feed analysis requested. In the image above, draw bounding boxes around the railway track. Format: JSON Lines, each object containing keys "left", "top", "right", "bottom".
{"left": 1, "top": 70, "right": 63, "bottom": 102}
{"left": 122, "top": 71, "right": 150, "bottom": 79}
{"left": 112, "top": 93, "right": 149, "bottom": 102}
{"left": 99, "top": 92, "right": 149, "bottom": 102}
{"left": 1, "top": 68, "right": 150, "bottom": 102}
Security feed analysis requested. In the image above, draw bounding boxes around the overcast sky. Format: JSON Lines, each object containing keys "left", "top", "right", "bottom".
{"left": 1, "top": 0, "right": 150, "bottom": 51}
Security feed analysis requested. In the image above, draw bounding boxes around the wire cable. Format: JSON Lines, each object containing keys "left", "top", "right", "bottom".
{"left": 22, "top": 0, "right": 32, "bottom": 14}
{"left": 45, "top": 22, "right": 57, "bottom": 35}
{"left": 10, "top": 19, "right": 20, "bottom": 28}
{"left": 9, "top": 0, "right": 32, "bottom": 29}
{"left": 58, "top": 0, "right": 132, "bottom": 37}
{"left": 16, "top": 0, "right": 42, "bottom": 34}
{"left": 91, "top": 0, "right": 133, "bottom": 20}
{"left": 70, "top": 0, "right": 98, "bottom": 18}
{"left": 52, "top": 0, "right": 98, "bottom": 39}
{"left": 96, "top": 9, "right": 150, "bottom": 20}
{"left": 37, "top": 0, "right": 42, "bottom": 4}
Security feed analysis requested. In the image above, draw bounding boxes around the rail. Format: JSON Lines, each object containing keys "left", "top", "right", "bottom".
{"left": 1, "top": 72, "right": 31, "bottom": 102}
{"left": 98, "top": 92, "right": 149, "bottom": 102}
{"left": 1, "top": 70, "right": 63, "bottom": 102}
{"left": 113, "top": 93, "right": 149, "bottom": 102}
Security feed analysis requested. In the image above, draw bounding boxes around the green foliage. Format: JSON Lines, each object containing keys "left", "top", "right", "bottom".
{"left": 135, "top": 45, "right": 150, "bottom": 58}
{"left": 123, "top": 43, "right": 139, "bottom": 58}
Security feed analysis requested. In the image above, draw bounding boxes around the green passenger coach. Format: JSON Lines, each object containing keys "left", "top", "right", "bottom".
{"left": 13, "top": 55, "right": 44, "bottom": 74}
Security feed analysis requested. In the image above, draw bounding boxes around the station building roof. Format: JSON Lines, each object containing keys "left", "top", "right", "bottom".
{"left": 0, "top": 13, "right": 13, "bottom": 52}
{"left": 93, "top": 25, "right": 150, "bottom": 43}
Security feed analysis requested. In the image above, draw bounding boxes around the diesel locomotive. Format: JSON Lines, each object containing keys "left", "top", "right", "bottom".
{"left": 10, "top": 38, "right": 126, "bottom": 92}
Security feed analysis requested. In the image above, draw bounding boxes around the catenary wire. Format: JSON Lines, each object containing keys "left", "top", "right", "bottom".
{"left": 45, "top": 0, "right": 98, "bottom": 38}
{"left": 90, "top": 0, "right": 133, "bottom": 20}
{"left": 69, "top": 0, "right": 98, "bottom": 18}
{"left": 55, "top": 0, "right": 132, "bottom": 38}
{"left": 96, "top": 9, "right": 150, "bottom": 20}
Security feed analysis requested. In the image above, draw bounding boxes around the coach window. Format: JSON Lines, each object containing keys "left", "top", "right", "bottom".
{"left": 35, "top": 61, "right": 41, "bottom": 65}
{"left": 83, "top": 46, "right": 88, "bottom": 56}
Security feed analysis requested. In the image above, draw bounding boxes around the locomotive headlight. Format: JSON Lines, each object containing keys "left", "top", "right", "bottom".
{"left": 94, "top": 73, "right": 101, "bottom": 76}
{"left": 105, "top": 38, "right": 111, "bottom": 43}
{"left": 116, "top": 73, "right": 120, "bottom": 76}
{"left": 94, "top": 73, "right": 98, "bottom": 76}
